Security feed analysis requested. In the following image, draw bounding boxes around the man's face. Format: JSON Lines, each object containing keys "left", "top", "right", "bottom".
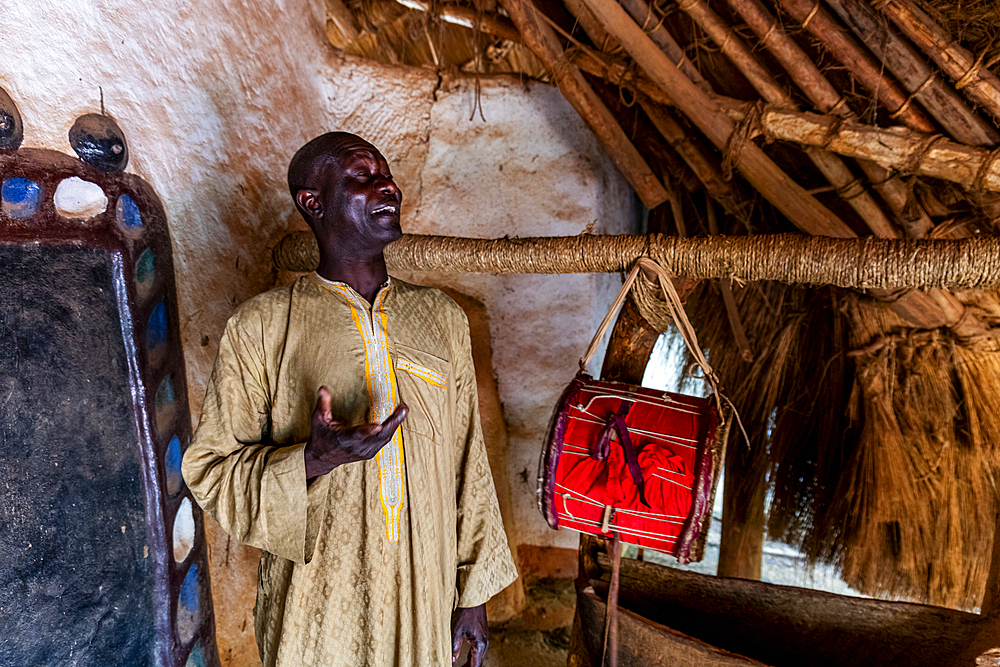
{"left": 315, "top": 141, "right": 403, "bottom": 253}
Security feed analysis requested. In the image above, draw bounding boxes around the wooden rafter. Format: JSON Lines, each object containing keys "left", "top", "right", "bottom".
{"left": 578, "top": 0, "right": 853, "bottom": 238}
{"left": 773, "top": 0, "right": 937, "bottom": 133}
{"left": 565, "top": 46, "right": 1000, "bottom": 197}
{"left": 825, "top": 0, "right": 1000, "bottom": 146}
{"left": 671, "top": 0, "right": 900, "bottom": 240}
{"left": 721, "top": 0, "right": 936, "bottom": 238}
{"left": 718, "top": 103, "right": 1000, "bottom": 194}
{"left": 879, "top": 0, "right": 1000, "bottom": 126}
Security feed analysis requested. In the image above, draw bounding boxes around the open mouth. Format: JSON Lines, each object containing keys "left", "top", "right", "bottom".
{"left": 372, "top": 203, "right": 399, "bottom": 216}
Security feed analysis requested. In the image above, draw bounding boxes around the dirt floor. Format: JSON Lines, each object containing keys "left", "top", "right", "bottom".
{"left": 484, "top": 578, "right": 577, "bottom": 667}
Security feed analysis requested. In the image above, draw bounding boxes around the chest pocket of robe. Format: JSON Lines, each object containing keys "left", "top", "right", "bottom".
{"left": 394, "top": 344, "right": 451, "bottom": 443}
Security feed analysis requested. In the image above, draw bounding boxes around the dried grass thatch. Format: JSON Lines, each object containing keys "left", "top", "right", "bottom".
{"left": 684, "top": 278, "right": 1000, "bottom": 610}
{"left": 912, "top": 0, "right": 1000, "bottom": 67}
{"left": 329, "top": 0, "right": 546, "bottom": 76}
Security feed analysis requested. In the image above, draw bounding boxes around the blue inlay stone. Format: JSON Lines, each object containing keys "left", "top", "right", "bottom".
{"left": 177, "top": 564, "right": 200, "bottom": 643}
{"left": 155, "top": 376, "right": 175, "bottom": 410}
{"left": 185, "top": 644, "right": 206, "bottom": 667}
{"left": 116, "top": 194, "right": 142, "bottom": 229}
{"left": 155, "top": 376, "right": 176, "bottom": 435}
{"left": 165, "top": 435, "right": 182, "bottom": 496}
{"left": 135, "top": 248, "right": 155, "bottom": 291}
{"left": 2, "top": 178, "right": 40, "bottom": 219}
{"left": 147, "top": 301, "right": 168, "bottom": 354}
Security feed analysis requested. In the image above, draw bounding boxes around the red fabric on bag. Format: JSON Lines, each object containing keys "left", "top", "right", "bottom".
{"left": 552, "top": 382, "right": 716, "bottom": 553}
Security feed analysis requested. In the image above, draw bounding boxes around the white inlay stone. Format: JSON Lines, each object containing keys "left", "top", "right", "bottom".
{"left": 172, "top": 497, "right": 195, "bottom": 563}
{"left": 53, "top": 177, "right": 107, "bottom": 219}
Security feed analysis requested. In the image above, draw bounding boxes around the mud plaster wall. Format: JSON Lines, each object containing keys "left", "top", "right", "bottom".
{"left": 2, "top": 1, "right": 638, "bottom": 664}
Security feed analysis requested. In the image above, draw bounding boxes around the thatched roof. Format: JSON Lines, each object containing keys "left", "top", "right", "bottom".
{"left": 322, "top": 0, "right": 1000, "bottom": 611}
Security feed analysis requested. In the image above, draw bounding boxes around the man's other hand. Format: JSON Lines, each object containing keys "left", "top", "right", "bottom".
{"left": 303, "top": 386, "right": 408, "bottom": 480}
{"left": 451, "top": 604, "right": 488, "bottom": 667}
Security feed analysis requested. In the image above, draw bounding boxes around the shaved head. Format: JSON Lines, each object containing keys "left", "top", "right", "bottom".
{"left": 285, "top": 131, "right": 402, "bottom": 297}
{"left": 288, "top": 132, "right": 377, "bottom": 215}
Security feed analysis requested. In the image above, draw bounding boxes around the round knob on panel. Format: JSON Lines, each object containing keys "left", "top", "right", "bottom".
{"left": 69, "top": 113, "right": 128, "bottom": 172}
{"left": 0, "top": 87, "right": 23, "bottom": 152}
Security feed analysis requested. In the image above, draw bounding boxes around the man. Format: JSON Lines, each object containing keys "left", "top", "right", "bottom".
{"left": 182, "top": 132, "right": 518, "bottom": 667}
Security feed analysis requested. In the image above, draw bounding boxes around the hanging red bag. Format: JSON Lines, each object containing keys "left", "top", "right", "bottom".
{"left": 537, "top": 258, "right": 735, "bottom": 564}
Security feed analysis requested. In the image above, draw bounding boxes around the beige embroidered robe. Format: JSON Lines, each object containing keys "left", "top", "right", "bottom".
{"left": 182, "top": 274, "right": 518, "bottom": 667}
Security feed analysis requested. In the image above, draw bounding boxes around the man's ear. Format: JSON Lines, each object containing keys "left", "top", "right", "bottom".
{"left": 295, "top": 189, "right": 322, "bottom": 221}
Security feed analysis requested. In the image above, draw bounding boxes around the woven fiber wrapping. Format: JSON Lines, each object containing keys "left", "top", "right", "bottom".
{"left": 274, "top": 232, "right": 1000, "bottom": 291}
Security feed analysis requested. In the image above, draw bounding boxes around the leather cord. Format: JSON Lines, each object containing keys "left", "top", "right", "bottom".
{"left": 600, "top": 534, "right": 622, "bottom": 667}
{"left": 582, "top": 258, "right": 750, "bottom": 444}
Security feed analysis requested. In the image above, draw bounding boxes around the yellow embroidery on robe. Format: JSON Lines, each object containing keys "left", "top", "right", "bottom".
{"left": 319, "top": 281, "right": 404, "bottom": 543}
{"left": 397, "top": 358, "right": 448, "bottom": 387}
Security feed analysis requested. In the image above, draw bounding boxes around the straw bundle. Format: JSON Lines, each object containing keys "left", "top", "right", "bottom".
{"left": 683, "top": 278, "right": 1000, "bottom": 610}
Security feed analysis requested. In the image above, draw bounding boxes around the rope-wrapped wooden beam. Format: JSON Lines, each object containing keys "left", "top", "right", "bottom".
{"left": 274, "top": 232, "right": 1000, "bottom": 290}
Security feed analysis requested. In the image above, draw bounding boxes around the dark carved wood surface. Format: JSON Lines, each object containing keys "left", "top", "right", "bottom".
{"left": 585, "top": 546, "right": 989, "bottom": 667}
{"left": 576, "top": 585, "right": 770, "bottom": 666}
{"left": 0, "top": 147, "right": 219, "bottom": 667}
{"left": 0, "top": 246, "right": 156, "bottom": 666}
{"left": 599, "top": 296, "right": 659, "bottom": 384}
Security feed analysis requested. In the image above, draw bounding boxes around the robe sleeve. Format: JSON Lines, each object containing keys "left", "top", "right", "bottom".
{"left": 451, "top": 313, "right": 519, "bottom": 608}
{"left": 181, "top": 310, "right": 322, "bottom": 564}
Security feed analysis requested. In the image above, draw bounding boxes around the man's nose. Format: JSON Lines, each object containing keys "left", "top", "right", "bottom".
{"left": 375, "top": 177, "right": 399, "bottom": 197}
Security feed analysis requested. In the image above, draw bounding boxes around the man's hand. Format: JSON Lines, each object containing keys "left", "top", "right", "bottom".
{"left": 451, "top": 604, "right": 488, "bottom": 667}
{"left": 303, "top": 386, "right": 408, "bottom": 480}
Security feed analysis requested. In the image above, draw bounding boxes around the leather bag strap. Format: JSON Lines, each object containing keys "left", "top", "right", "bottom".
{"left": 600, "top": 534, "right": 621, "bottom": 667}
{"left": 581, "top": 258, "right": 748, "bottom": 443}
{"left": 582, "top": 259, "right": 704, "bottom": 378}
{"left": 581, "top": 261, "right": 646, "bottom": 370}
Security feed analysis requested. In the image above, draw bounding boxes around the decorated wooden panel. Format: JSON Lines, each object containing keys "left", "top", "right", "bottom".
{"left": 0, "top": 102, "right": 219, "bottom": 667}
